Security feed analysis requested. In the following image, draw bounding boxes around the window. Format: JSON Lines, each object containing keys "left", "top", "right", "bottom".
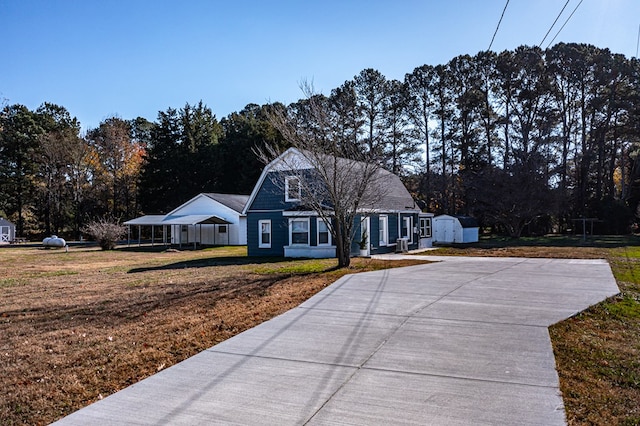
{"left": 218, "top": 225, "right": 227, "bottom": 233}
{"left": 419, "top": 217, "right": 432, "bottom": 238}
{"left": 401, "top": 216, "right": 413, "bottom": 243}
{"left": 258, "top": 220, "right": 271, "bottom": 248}
{"left": 317, "top": 218, "right": 331, "bottom": 246}
{"left": 285, "top": 176, "right": 301, "bottom": 202}
{"left": 378, "top": 215, "right": 388, "bottom": 246}
{"left": 289, "top": 218, "right": 309, "bottom": 245}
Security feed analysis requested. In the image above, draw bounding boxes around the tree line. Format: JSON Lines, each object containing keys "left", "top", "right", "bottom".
{"left": 1, "top": 43, "right": 639, "bottom": 240}
{"left": 286, "top": 43, "right": 640, "bottom": 236}
{"left": 0, "top": 101, "right": 282, "bottom": 239}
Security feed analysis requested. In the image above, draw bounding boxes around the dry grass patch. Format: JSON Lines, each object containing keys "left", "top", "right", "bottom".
{"left": 0, "top": 246, "right": 427, "bottom": 425}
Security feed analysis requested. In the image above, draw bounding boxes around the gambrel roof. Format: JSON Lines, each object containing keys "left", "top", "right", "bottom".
{"left": 244, "top": 148, "right": 418, "bottom": 214}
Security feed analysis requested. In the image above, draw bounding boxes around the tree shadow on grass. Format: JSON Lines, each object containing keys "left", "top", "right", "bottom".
{"left": 128, "top": 256, "right": 290, "bottom": 273}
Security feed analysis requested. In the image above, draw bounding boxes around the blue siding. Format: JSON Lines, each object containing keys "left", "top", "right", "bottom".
{"left": 246, "top": 167, "right": 420, "bottom": 257}
{"left": 247, "top": 211, "right": 419, "bottom": 257}
{"left": 246, "top": 211, "right": 288, "bottom": 257}
{"left": 249, "top": 172, "right": 288, "bottom": 211}
{"left": 349, "top": 213, "right": 420, "bottom": 255}
{"left": 248, "top": 170, "right": 329, "bottom": 212}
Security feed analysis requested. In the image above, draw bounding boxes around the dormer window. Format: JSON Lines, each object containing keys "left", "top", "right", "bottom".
{"left": 285, "top": 176, "right": 301, "bottom": 202}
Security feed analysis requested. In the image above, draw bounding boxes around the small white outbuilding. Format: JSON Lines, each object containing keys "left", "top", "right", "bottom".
{"left": 432, "top": 215, "right": 479, "bottom": 244}
{"left": 0, "top": 217, "right": 16, "bottom": 244}
{"left": 167, "top": 193, "right": 248, "bottom": 246}
{"left": 124, "top": 193, "right": 249, "bottom": 247}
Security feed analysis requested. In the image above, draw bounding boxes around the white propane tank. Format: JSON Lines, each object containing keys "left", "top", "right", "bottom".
{"left": 42, "top": 235, "right": 66, "bottom": 248}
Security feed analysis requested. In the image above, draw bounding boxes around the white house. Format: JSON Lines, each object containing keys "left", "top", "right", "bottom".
{"left": 124, "top": 193, "right": 249, "bottom": 247}
{"left": 432, "top": 215, "right": 479, "bottom": 244}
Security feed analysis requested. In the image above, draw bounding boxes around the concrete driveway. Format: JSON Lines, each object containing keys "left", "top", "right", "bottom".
{"left": 54, "top": 256, "right": 619, "bottom": 425}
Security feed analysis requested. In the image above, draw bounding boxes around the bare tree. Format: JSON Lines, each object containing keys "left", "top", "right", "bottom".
{"left": 82, "top": 217, "right": 126, "bottom": 250}
{"left": 260, "top": 83, "right": 389, "bottom": 267}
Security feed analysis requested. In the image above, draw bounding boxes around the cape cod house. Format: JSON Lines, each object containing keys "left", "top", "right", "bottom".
{"left": 243, "top": 148, "right": 433, "bottom": 258}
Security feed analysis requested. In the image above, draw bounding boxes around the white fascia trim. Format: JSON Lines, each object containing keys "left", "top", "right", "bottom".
{"left": 283, "top": 211, "right": 317, "bottom": 217}
{"left": 282, "top": 210, "right": 335, "bottom": 217}
{"left": 245, "top": 209, "right": 282, "bottom": 213}
{"left": 357, "top": 209, "right": 421, "bottom": 214}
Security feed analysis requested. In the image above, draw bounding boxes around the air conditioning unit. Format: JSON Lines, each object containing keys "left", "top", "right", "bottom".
{"left": 396, "top": 238, "right": 408, "bottom": 253}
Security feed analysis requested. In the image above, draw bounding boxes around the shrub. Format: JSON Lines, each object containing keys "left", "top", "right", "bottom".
{"left": 83, "top": 219, "right": 126, "bottom": 250}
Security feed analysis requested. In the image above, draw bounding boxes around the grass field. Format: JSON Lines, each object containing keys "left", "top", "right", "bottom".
{"left": 0, "top": 245, "right": 428, "bottom": 425}
{"left": 1, "top": 237, "right": 639, "bottom": 425}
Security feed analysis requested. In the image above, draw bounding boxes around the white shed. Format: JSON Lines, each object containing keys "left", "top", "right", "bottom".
{"left": 124, "top": 193, "right": 249, "bottom": 247}
{"left": 0, "top": 217, "right": 16, "bottom": 244}
{"left": 433, "top": 215, "right": 479, "bottom": 244}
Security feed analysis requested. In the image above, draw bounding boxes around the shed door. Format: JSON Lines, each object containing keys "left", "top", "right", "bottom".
{"left": 441, "top": 219, "right": 455, "bottom": 243}
{"left": 1, "top": 226, "right": 9, "bottom": 242}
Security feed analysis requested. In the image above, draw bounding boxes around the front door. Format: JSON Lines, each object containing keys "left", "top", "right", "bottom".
{"left": 360, "top": 217, "right": 370, "bottom": 256}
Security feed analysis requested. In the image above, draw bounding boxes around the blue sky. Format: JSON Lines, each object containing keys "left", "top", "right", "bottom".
{"left": 1, "top": 0, "right": 639, "bottom": 131}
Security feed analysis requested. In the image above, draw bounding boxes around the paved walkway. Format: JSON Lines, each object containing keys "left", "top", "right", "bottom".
{"left": 54, "top": 255, "right": 619, "bottom": 425}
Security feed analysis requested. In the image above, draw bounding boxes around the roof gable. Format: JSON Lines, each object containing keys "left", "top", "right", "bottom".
{"left": 434, "top": 214, "right": 479, "bottom": 228}
{"left": 168, "top": 193, "right": 248, "bottom": 217}
{"left": 203, "top": 193, "right": 250, "bottom": 214}
{"left": 0, "top": 217, "right": 15, "bottom": 227}
{"left": 244, "top": 147, "right": 418, "bottom": 213}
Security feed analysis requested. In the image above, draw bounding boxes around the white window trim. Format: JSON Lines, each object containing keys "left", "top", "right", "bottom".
{"left": 316, "top": 218, "right": 332, "bottom": 247}
{"left": 284, "top": 176, "right": 301, "bottom": 202}
{"left": 419, "top": 217, "right": 432, "bottom": 238}
{"left": 289, "top": 217, "right": 310, "bottom": 246}
{"left": 378, "top": 215, "right": 388, "bottom": 246}
{"left": 402, "top": 216, "right": 413, "bottom": 244}
{"left": 258, "top": 219, "right": 271, "bottom": 248}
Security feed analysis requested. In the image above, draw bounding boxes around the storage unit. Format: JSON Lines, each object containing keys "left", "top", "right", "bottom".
{"left": 0, "top": 217, "right": 15, "bottom": 244}
{"left": 432, "top": 215, "right": 479, "bottom": 244}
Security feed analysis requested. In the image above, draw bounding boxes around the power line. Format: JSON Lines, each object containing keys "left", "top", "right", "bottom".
{"left": 539, "top": 0, "right": 571, "bottom": 47}
{"left": 488, "top": 0, "right": 510, "bottom": 52}
{"left": 546, "top": 0, "right": 584, "bottom": 49}
{"left": 636, "top": 24, "right": 639, "bottom": 58}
